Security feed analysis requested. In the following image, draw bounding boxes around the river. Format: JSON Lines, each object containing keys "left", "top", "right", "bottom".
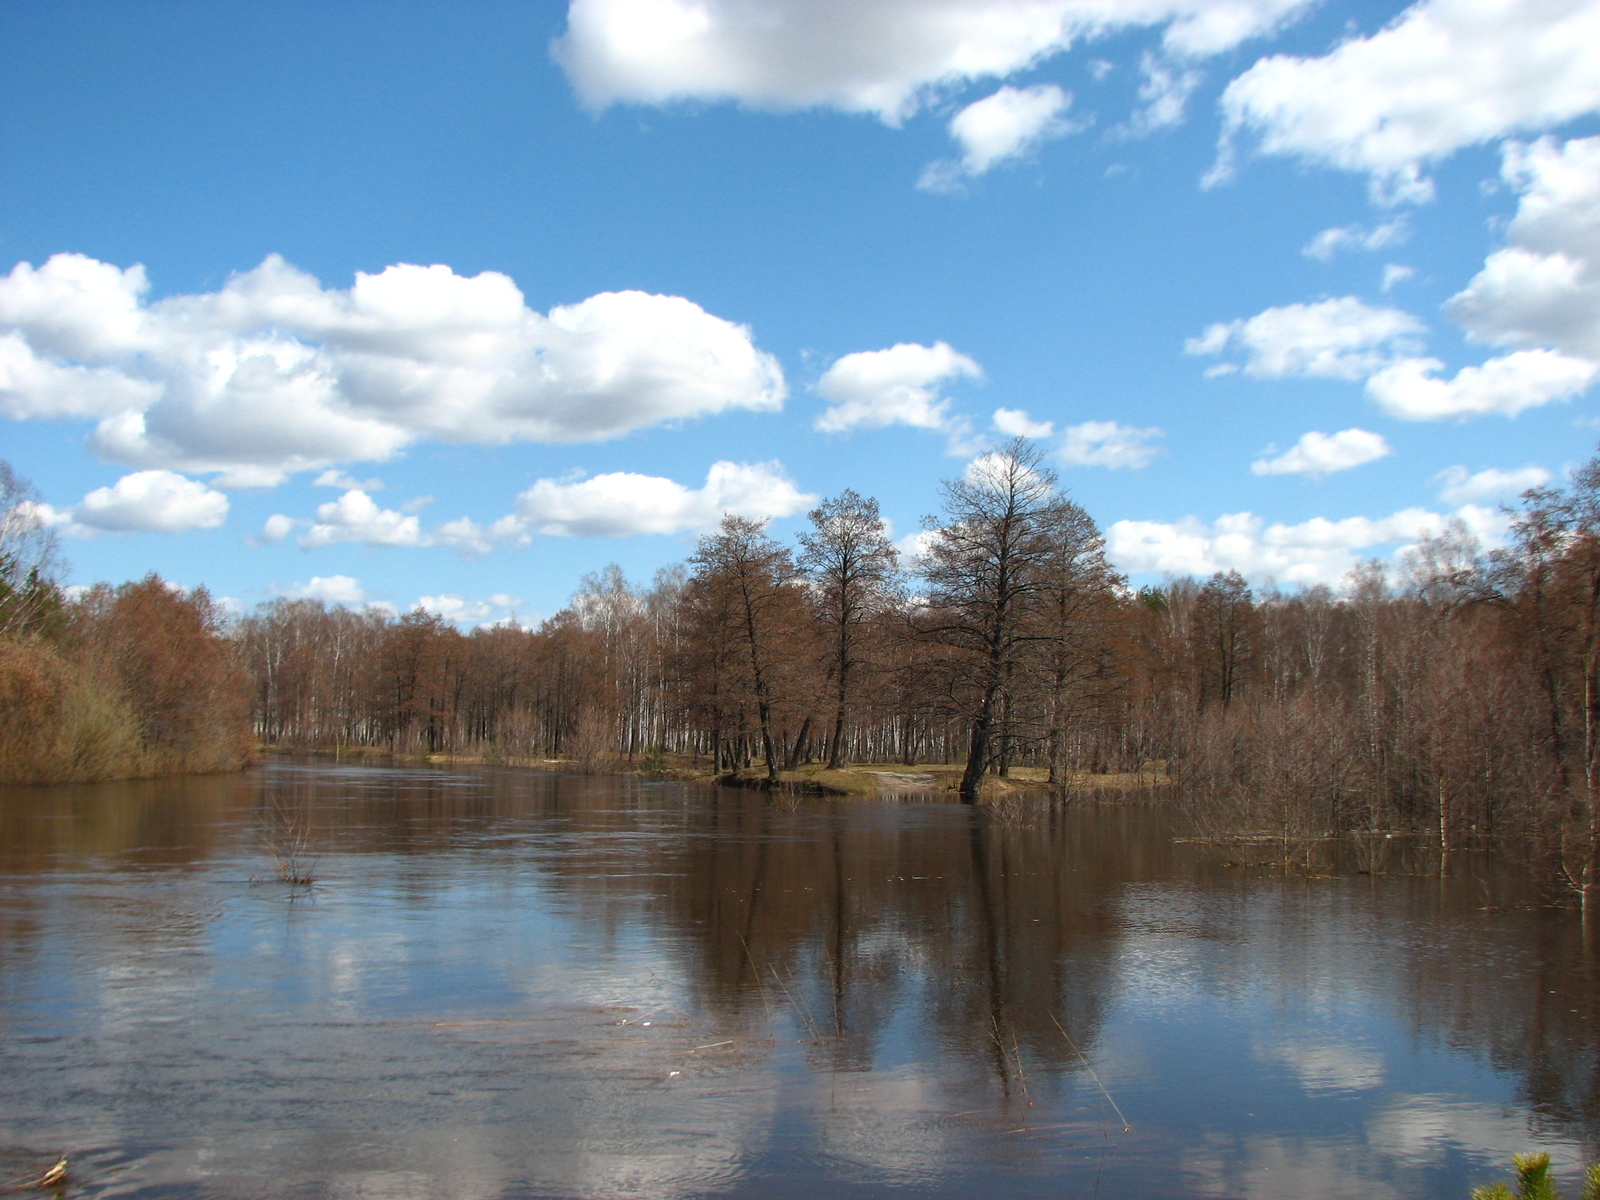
{"left": 0, "top": 760, "right": 1596, "bottom": 1198}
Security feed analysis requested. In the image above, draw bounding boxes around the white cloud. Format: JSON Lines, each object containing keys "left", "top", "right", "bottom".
{"left": 1214, "top": 0, "right": 1600, "bottom": 200}
{"left": 1057, "top": 420, "right": 1163, "bottom": 468}
{"left": 1448, "top": 135, "right": 1600, "bottom": 360}
{"left": 1251, "top": 428, "right": 1391, "bottom": 477}
{"left": 815, "top": 341, "right": 982, "bottom": 441}
{"left": 1435, "top": 463, "right": 1551, "bottom": 504}
{"left": 919, "top": 84, "right": 1076, "bottom": 190}
{"left": 508, "top": 459, "right": 814, "bottom": 537}
{"left": 417, "top": 593, "right": 495, "bottom": 623}
{"left": 279, "top": 575, "right": 368, "bottom": 605}
{"left": 1124, "top": 51, "right": 1202, "bottom": 135}
{"left": 1187, "top": 297, "right": 1424, "bottom": 380}
{"left": 300, "top": 489, "right": 424, "bottom": 549}
{"left": 259, "top": 514, "right": 296, "bottom": 543}
{"left": 43, "top": 470, "right": 230, "bottom": 537}
{"left": 992, "top": 406, "right": 1055, "bottom": 437}
{"left": 414, "top": 592, "right": 528, "bottom": 626}
{"left": 894, "top": 528, "right": 940, "bottom": 567}
{"left": 555, "top": 0, "right": 1317, "bottom": 124}
{"left": 0, "top": 253, "right": 786, "bottom": 482}
{"left": 1108, "top": 503, "right": 1507, "bottom": 587}
{"left": 1199, "top": 173, "right": 1600, "bottom": 420}
{"left": 1381, "top": 263, "right": 1415, "bottom": 291}
{"left": 276, "top": 462, "right": 814, "bottom": 550}
{"left": 1301, "top": 218, "right": 1409, "bottom": 261}
{"left": 0, "top": 331, "right": 159, "bottom": 420}
{"left": 313, "top": 469, "right": 384, "bottom": 490}
{"left": 1365, "top": 349, "right": 1598, "bottom": 419}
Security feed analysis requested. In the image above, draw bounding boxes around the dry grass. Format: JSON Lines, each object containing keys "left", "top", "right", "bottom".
{"left": 709, "top": 760, "right": 1168, "bottom": 800}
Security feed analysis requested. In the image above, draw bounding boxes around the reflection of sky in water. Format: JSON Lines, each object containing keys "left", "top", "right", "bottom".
{"left": 0, "top": 764, "right": 1595, "bottom": 1198}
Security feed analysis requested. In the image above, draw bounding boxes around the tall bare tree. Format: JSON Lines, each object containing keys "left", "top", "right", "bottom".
{"left": 689, "top": 515, "right": 803, "bottom": 783}
{"left": 921, "top": 439, "right": 1063, "bottom": 803}
{"left": 799, "top": 490, "right": 899, "bottom": 769}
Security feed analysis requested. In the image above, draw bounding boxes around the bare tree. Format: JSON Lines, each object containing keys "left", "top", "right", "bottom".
{"left": 921, "top": 439, "right": 1063, "bottom": 803}
{"left": 689, "top": 515, "right": 803, "bottom": 783}
{"left": 0, "top": 460, "right": 65, "bottom": 638}
{"left": 798, "top": 490, "right": 900, "bottom": 769}
{"left": 1028, "top": 500, "right": 1124, "bottom": 785}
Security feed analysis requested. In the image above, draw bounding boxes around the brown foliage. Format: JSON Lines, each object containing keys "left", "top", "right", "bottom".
{"left": 69, "top": 575, "right": 253, "bottom": 776}
{"left": 0, "top": 635, "right": 142, "bottom": 784}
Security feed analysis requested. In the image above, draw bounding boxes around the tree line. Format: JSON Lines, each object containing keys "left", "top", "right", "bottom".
{"left": 4, "top": 443, "right": 1600, "bottom": 910}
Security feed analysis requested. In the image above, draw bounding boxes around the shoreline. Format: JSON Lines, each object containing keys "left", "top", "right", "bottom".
{"left": 256, "top": 745, "right": 1168, "bottom": 800}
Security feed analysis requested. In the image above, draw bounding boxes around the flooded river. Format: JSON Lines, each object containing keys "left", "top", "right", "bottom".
{"left": 1, "top": 761, "right": 1596, "bottom": 1198}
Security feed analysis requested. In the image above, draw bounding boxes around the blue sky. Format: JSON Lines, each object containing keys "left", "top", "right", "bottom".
{"left": 3, "top": 0, "right": 1598, "bottom": 623}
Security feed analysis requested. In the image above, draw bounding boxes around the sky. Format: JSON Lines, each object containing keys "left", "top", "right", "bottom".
{"left": 2, "top": 0, "right": 1598, "bottom": 624}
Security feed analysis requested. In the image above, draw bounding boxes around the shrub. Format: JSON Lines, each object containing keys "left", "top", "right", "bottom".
{"left": 0, "top": 636, "right": 142, "bottom": 784}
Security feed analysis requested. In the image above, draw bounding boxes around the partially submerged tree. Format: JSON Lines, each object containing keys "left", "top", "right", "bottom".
{"left": 920, "top": 440, "right": 1069, "bottom": 803}
{"left": 688, "top": 515, "right": 806, "bottom": 783}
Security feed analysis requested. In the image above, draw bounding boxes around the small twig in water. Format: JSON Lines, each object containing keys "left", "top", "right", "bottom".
{"left": 769, "top": 963, "right": 826, "bottom": 1043}
{"left": 736, "top": 933, "right": 774, "bottom": 1020}
{"left": 1050, "top": 1012, "right": 1130, "bottom": 1133}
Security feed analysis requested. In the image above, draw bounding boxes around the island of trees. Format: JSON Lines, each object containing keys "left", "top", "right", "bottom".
{"left": 3, "top": 442, "right": 1600, "bottom": 911}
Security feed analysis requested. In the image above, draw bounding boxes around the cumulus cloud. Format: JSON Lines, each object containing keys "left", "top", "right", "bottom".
{"left": 815, "top": 341, "right": 982, "bottom": 446}
{"left": 270, "top": 462, "right": 812, "bottom": 552}
{"left": 507, "top": 459, "right": 814, "bottom": 537}
{"left": 1108, "top": 503, "right": 1508, "bottom": 587}
{"left": 555, "top": 0, "right": 1317, "bottom": 124}
{"left": 1448, "top": 135, "right": 1600, "bottom": 360}
{"left": 299, "top": 489, "right": 425, "bottom": 549}
{"left": 279, "top": 575, "right": 369, "bottom": 605}
{"left": 919, "top": 84, "right": 1077, "bottom": 190}
{"left": 1199, "top": 170, "right": 1600, "bottom": 419}
{"left": 1365, "top": 348, "right": 1597, "bottom": 419}
{"left": 0, "top": 253, "right": 786, "bottom": 483}
{"left": 417, "top": 594, "right": 495, "bottom": 623}
{"left": 258, "top": 514, "right": 297, "bottom": 544}
{"left": 27, "top": 470, "right": 230, "bottom": 538}
{"left": 1251, "top": 428, "right": 1391, "bottom": 477}
{"left": 1187, "top": 297, "right": 1425, "bottom": 380}
{"left": 1435, "top": 464, "right": 1551, "bottom": 504}
{"left": 1213, "top": 0, "right": 1600, "bottom": 200}
{"left": 1057, "top": 420, "right": 1163, "bottom": 468}
{"left": 1302, "top": 218, "right": 1409, "bottom": 261}
{"left": 992, "top": 406, "right": 1055, "bottom": 437}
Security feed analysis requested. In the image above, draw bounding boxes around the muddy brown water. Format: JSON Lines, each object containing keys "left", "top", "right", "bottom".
{"left": 0, "top": 760, "right": 1596, "bottom": 1198}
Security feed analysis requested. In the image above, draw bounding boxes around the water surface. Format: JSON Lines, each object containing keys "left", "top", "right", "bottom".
{"left": 1, "top": 762, "right": 1596, "bottom": 1198}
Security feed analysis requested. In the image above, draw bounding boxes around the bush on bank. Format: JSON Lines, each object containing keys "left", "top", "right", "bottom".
{"left": 0, "top": 575, "right": 253, "bottom": 785}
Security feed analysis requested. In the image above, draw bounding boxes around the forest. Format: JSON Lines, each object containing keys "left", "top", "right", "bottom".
{"left": 3, "top": 441, "right": 1600, "bottom": 911}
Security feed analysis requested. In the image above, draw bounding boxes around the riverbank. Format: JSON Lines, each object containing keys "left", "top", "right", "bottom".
{"left": 259, "top": 745, "right": 1166, "bottom": 799}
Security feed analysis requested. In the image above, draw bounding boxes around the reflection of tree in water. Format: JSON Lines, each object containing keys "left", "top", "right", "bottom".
{"left": 553, "top": 788, "right": 1135, "bottom": 1108}
{"left": 1381, "top": 894, "right": 1600, "bottom": 1145}
{"left": 6, "top": 764, "right": 1599, "bottom": 1150}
